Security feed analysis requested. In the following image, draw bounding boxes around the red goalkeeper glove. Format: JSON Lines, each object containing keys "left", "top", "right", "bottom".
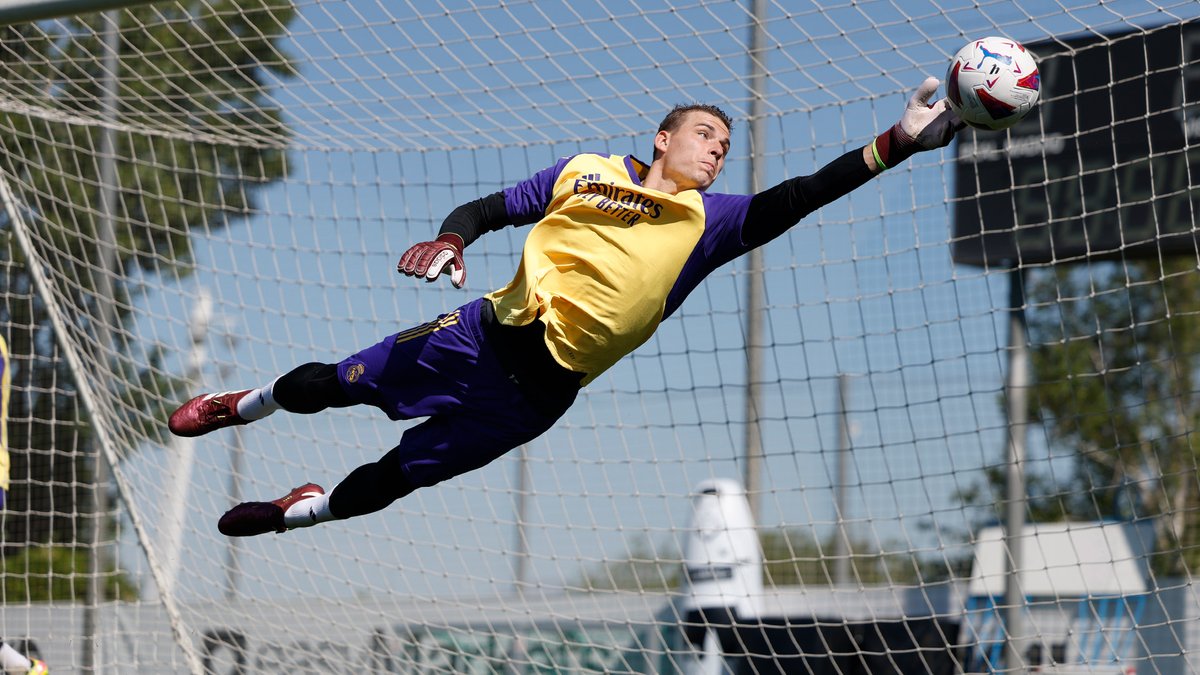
{"left": 871, "top": 77, "right": 964, "bottom": 170}
{"left": 397, "top": 233, "right": 466, "bottom": 288}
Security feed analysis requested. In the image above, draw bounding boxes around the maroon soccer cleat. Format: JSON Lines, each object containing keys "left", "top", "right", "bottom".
{"left": 168, "top": 390, "right": 254, "bottom": 437}
{"left": 217, "top": 483, "right": 325, "bottom": 537}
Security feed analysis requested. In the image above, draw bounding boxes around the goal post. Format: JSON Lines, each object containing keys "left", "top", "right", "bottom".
{"left": 0, "top": 1, "right": 1198, "bottom": 673}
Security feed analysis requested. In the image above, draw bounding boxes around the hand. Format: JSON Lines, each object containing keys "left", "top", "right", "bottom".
{"left": 397, "top": 233, "right": 466, "bottom": 288}
{"left": 871, "top": 77, "right": 964, "bottom": 170}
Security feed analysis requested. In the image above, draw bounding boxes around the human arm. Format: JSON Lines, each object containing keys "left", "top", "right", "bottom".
{"left": 396, "top": 191, "right": 509, "bottom": 288}
{"left": 742, "top": 77, "right": 961, "bottom": 248}
{"left": 397, "top": 155, "right": 573, "bottom": 288}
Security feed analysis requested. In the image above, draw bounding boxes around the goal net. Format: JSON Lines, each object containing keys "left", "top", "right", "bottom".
{"left": 0, "top": 0, "right": 1198, "bottom": 672}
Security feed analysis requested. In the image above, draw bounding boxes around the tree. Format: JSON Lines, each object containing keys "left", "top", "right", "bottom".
{"left": 758, "top": 528, "right": 921, "bottom": 587}
{"left": 0, "top": 1, "right": 297, "bottom": 584}
{"left": 579, "top": 528, "right": 922, "bottom": 592}
{"left": 578, "top": 534, "right": 683, "bottom": 592}
{"left": 991, "top": 258, "right": 1200, "bottom": 576}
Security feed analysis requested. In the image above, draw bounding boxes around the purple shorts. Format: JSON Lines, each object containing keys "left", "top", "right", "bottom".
{"left": 336, "top": 298, "right": 573, "bottom": 488}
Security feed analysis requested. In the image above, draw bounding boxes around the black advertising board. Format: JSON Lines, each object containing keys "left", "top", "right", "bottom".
{"left": 952, "top": 22, "right": 1200, "bottom": 266}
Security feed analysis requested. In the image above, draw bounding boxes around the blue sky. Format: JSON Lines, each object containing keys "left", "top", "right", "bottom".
{"left": 105, "top": 0, "right": 1200, "bottom": 603}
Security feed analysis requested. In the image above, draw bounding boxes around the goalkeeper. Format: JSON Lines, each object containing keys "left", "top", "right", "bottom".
{"left": 169, "top": 78, "right": 963, "bottom": 537}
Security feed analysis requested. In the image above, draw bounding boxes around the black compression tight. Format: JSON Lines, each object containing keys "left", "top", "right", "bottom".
{"left": 272, "top": 362, "right": 353, "bottom": 414}
{"left": 329, "top": 451, "right": 416, "bottom": 518}
{"left": 273, "top": 362, "right": 416, "bottom": 518}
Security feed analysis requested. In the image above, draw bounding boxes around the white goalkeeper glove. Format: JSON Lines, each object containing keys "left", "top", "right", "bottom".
{"left": 870, "top": 77, "right": 964, "bottom": 170}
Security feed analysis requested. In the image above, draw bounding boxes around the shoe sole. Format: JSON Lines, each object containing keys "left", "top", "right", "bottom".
{"left": 218, "top": 502, "right": 284, "bottom": 537}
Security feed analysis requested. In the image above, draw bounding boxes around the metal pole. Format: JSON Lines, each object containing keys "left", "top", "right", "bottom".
{"left": 224, "top": 424, "right": 245, "bottom": 601}
{"left": 833, "top": 374, "right": 851, "bottom": 586}
{"left": 1003, "top": 267, "right": 1029, "bottom": 673}
{"left": 217, "top": 329, "right": 244, "bottom": 602}
{"left": 82, "top": 12, "right": 120, "bottom": 672}
{"left": 513, "top": 445, "right": 530, "bottom": 596}
{"left": 742, "top": 0, "right": 767, "bottom": 523}
{"left": 161, "top": 293, "right": 211, "bottom": 597}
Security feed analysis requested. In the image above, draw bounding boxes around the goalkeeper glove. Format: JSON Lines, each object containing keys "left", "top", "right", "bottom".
{"left": 870, "top": 76, "right": 963, "bottom": 170}
{"left": 397, "top": 233, "right": 466, "bottom": 288}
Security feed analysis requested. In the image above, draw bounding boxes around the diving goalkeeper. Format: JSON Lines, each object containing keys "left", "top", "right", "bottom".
{"left": 169, "top": 78, "right": 963, "bottom": 537}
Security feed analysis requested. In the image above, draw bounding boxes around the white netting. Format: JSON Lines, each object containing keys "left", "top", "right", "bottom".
{"left": 0, "top": 0, "right": 1197, "bottom": 672}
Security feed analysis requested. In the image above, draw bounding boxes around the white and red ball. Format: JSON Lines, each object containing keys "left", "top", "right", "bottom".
{"left": 946, "top": 37, "right": 1041, "bottom": 131}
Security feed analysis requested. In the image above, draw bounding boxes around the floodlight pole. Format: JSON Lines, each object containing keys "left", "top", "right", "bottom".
{"left": 513, "top": 444, "right": 531, "bottom": 596}
{"left": 833, "top": 374, "right": 851, "bottom": 586}
{"left": 1003, "top": 267, "right": 1029, "bottom": 673}
{"left": 161, "top": 292, "right": 211, "bottom": 598}
{"left": 224, "top": 411, "right": 247, "bottom": 601}
{"left": 742, "top": 0, "right": 767, "bottom": 523}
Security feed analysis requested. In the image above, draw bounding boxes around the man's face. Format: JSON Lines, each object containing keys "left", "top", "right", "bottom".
{"left": 654, "top": 111, "right": 731, "bottom": 192}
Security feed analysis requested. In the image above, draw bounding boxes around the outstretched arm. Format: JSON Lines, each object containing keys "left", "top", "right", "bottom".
{"left": 742, "top": 77, "right": 962, "bottom": 249}
{"left": 396, "top": 191, "right": 509, "bottom": 288}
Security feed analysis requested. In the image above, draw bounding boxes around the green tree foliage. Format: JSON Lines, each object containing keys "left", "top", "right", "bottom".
{"left": 759, "top": 528, "right": 921, "bottom": 587}
{"left": 579, "top": 535, "right": 682, "bottom": 593}
{"left": 1021, "top": 259, "right": 1200, "bottom": 575}
{"left": 0, "top": 545, "right": 136, "bottom": 602}
{"left": 0, "top": 1, "right": 296, "bottom": 575}
{"left": 580, "top": 528, "right": 923, "bottom": 591}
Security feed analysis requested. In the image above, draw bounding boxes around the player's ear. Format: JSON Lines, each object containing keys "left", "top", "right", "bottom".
{"left": 654, "top": 129, "right": 670, "bottom": 155}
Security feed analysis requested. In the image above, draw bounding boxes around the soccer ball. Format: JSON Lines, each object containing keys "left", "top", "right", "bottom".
{"left": 945, "top": 37, "right": 1041, "bottom": 131}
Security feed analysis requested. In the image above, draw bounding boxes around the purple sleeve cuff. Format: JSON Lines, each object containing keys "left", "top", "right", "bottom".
{"left": 503, "top": 156, "right": 574, "bottom": 225}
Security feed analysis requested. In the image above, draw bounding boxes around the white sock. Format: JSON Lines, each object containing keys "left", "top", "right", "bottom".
{"left": 0, "top": 643, "right": 31, "bottom": 675}
{"left": 236, "top": 377, "right": 282, "bottom": 421}
{"left": 282, "top": 493, "right": 337, "bottom": 530}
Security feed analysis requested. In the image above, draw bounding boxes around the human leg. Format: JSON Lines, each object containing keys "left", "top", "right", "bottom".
{"left": 216, "top": 396, "right": 564, "bottom": 537}
{"left": 214, "top": 299, "right": 578, "bottom": 536}
{"left": 216, "top": 453, "right": 418, "bottom": 536}
{"left": 326, "top": 455, "right": 416, "bottom": 518}
{"left": 167, "top": 360, "right": 354, "bottom": 437}
{"left": 272, "top": 362, "right": 354, "bottom": 413}
{"left": 216, "top": 482, "right": 327, "bottom": 536}
{"left": 172, "top": 299, "right": 503, "bottom": 440}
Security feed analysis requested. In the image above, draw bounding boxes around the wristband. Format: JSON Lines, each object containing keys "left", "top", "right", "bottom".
{"left": 871, "top": 123, "right": 918, "bottom": 171}
{"left": 870, "top": 138, "right": 888, "bottom": 171}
